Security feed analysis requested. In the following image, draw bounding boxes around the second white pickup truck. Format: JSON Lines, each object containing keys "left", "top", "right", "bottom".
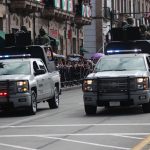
{"left": 0, "top": 55, "right": 59, "bottom": 115}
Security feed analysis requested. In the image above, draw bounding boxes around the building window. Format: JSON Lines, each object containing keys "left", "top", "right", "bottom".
{"left": 73, "top": 38, "right": 76, "bottom": 53}
{"left": 28, "top": 20, "right": 31, "bottom": 28}
{"left": 12, "top": 28, "right": 19, "bottom": 33}
{"left": 0, "top": 18, "right": 3, "bottom": 30}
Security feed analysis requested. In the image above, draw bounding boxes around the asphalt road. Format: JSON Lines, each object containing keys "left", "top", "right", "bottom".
{"left": 0, "top": 87, "right": 150, "bottom": 150}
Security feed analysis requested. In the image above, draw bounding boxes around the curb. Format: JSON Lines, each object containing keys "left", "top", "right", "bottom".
{"left": 61, "top": 84, "right": 82, "bottom": 92}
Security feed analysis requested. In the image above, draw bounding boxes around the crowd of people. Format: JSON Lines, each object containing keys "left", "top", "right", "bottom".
{"left": 55, "top": 58, "right": 94, "bottom": 87}
{"left": 121, "top": 17, "right": 150, "bottom": 40}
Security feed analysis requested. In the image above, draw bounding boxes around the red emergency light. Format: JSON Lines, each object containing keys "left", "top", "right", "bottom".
{"left": 0, "top": 91, "right": 8, "bottom": 96}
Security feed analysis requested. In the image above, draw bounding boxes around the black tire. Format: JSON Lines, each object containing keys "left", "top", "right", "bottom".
{"left": 27, "top": 90, "right": 37, "bottom": 115}
{"left": 142, "top": 103, "right": 150, "bottom": 113}
{"left": 48, "top": 88, "right": 59, "bottom": 109}
{"left": 84, "top": 105, "right": 97, "bottom": 115}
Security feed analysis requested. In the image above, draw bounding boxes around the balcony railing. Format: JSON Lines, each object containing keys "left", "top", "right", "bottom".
{"left": 41, "top": 0, "right": 75, "bottom": 21}
{"left": 74, "top": 4, "right": 92, "bottom": 26}
{"left": 10, "top": 0, "right": 44, "bottom": 13}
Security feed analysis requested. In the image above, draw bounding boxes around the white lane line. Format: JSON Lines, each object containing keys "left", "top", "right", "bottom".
{"left": 0, "top": 133, "right": 149, "bottom": 137}
{"left": 113, "top": 134, "right": 144, "bottom": 140}
{"left": 0, "top": 142, "right": 37, "bottom": 150}
{"left": 38, "top": 135, "right": 131, "bottom": 150}
{"left": 1, "top": 123, "right": 150, "bottom": 128}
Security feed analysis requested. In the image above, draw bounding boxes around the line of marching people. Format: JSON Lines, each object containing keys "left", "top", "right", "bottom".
{"left": 56, "top": 59, "right": 94, "bottom": 87}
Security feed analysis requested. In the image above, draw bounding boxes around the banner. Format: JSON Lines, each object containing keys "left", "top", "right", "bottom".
{"left": 62, "top": 0, "right": 67, "bottom": 11}
{"left": 82, "top": 4, "right": 86, "bottom": 17}
{"left": 54, "top": 0, "right": 61, "bottom": 8}
{"left": 86, "top": 6, "right": 92, "bottom": 18}
{"left": 68, "top": 0, "right": 73, "bottom": 12}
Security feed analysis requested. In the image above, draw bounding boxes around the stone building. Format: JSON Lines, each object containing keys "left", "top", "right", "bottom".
{"left": 84, "top": 0, "right": 150, "bottom": 59}
{"left": 0, "top": 0, "right": 92, "bottom": 55}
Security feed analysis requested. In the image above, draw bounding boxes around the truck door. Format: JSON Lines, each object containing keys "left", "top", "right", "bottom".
{"left": 36, "top": 60, "right": 54, "bottom": 100}
{"left": 33, "top": 61, "right": 46, "bottom": 101}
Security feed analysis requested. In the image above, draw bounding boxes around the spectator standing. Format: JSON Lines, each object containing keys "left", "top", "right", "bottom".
{"left": 35, "top": 27, "right": 50, "bottom": 45}
{"left": 123, "top": 17, "right": 134, "bottom": 28}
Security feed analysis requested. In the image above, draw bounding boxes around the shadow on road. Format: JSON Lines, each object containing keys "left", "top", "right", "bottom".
{"left": 0, "top": 107, "right": 50, "bottom": 118}
{"left": 95, "top": 106, "right": 144, "bottom": 116}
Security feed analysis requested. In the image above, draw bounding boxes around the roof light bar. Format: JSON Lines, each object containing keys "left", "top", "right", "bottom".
{"left": 106, "top": 49, "right": 142, "bottom": 54}
{"left": 0, "top": 54, "right": 31, "bottom": 59}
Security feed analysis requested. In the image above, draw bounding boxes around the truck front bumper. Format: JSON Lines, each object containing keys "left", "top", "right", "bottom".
{"left": 83, "top": 90, "right": 150, "bottom": 107}
{"left": 0, "top": 93, "right": 32, "bottom": 109}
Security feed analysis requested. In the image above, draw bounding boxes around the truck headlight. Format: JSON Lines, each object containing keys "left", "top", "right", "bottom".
{"left": 82, "top": 79, "right": 96, "bottom": 92}
{"left": 17, "top": 81, "right": 29, "bottom": 93}
{"left": 137, "top": 77, "right": 149, "bottom": 90}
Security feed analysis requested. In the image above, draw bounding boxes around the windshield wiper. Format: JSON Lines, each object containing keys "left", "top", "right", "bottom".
{"left": 100, "top": 69, "right": 114, "bottom": 72}
{"left": 100, "top": 69, "right": 127, "bottom": 72}
{"left": 114, "top": 69, "right": 127, "bottom": 71}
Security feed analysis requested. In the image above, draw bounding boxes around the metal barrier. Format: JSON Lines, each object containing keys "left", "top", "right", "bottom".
{"left": 58, "top": 63, "right": 92, "bottom": 88}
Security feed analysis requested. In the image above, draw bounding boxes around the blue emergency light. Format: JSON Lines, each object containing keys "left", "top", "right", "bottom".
{"left": 0, "top": 54, "right": 31, "bottom": 59}
{"left": 106, "top": 49, "right": 141, "bottom": 54}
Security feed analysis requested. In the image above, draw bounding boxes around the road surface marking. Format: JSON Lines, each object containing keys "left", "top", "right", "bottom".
{"left": 0, "top": 142, "right": 37, "bottom": 150}
{"left": 1, "top": 123, "right": 150, "bottom": 128}
{"left": 0, "top": 133, "right": 149, "bottom": 137}
{"left": 0, "top": 134, "right": 145, "bottom": 150}
{"left": 38, "top": 135, "right": 131, "bottom": 150}
{"left": 132, "top": 135, "right": 150, "bottom": 150}
{"left": 113, "top": 134, "right": 144, "bottom": 140}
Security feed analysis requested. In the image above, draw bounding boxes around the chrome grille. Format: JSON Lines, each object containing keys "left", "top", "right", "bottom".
{"left": 98, "top": 77, "right": 135, "bottom": 93}
{"left": 0, "top": 81, "right": 16, "bottom": 94}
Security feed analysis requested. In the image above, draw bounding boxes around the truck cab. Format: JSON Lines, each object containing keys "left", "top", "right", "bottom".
{"left": 0, "top": 33, "right": 61, "bottom": 96}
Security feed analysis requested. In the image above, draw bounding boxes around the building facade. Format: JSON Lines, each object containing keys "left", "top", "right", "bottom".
{"left": 0, "top": 0, "right": 92, "bottom": 56}
{"left": 84, "top": 0, "right": 150, "bottom": 59}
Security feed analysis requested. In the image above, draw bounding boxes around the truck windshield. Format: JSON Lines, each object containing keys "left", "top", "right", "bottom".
{"left": 0, "top": 61, "right": 31, "bottom": 75}
{"left": 95, "top": 57, "right": 146, "bottom": 72}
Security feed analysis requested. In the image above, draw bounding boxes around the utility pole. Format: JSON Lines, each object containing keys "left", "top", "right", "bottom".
{"left": 33, "top": 12, "right": 36, "bottom": 44}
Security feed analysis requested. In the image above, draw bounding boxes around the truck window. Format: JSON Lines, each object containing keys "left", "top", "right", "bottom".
{"left": 44, "top": 47, "right": 53, "bottom": 61}
{"left": 37, "top": 60, "right": 47, "bottom": 73}
{"left": 146, "top": 57, "right": 150, "bottom": 69}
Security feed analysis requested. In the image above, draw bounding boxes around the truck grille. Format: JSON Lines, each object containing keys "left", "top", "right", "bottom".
{"left": 98, "top": 77, "right": 135, "bottom": 93}
{"left": 0, "top": 81, "right": 16, "bottom": 94}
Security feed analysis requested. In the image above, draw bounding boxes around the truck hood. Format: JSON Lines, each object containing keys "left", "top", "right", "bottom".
{"left": 87, "top": 71, "right": 148, "bottom": 78}
{"left": 0, "top": 75, "right": 32, "bottom": 81}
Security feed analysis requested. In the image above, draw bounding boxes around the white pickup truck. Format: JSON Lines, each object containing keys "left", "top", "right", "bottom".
{"left": 82, "top": 53, "right": 150, "bottom": 115}
{"left": 0, "top": 55, "right": 59, "bottom": 115}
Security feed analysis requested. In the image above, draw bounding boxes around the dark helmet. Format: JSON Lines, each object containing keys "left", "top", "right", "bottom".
{"left": 126, "top": 17, "right": 134, "bottom": 25}
{"left": 20, "top": 25, "right": 28, "bottom": 32}
{"left": 140, "top": 24, "right": 147, "bottom": 32}
{"left": 39, "top": 28, "right": 46, "bottom": 36}
{"left": 121, "top": 21, "right": 127, "bottom": 27}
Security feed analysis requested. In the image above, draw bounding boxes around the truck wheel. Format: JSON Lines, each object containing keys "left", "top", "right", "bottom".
{"left": 48, "top": 88, "right": 59, "bottom": 109}
{"left": 84, "top": 105, "right": 97, "bottom": 115}
{"left": 28, "top": 90, "right": 37, "bottom": 115}
{"left": 142, "top": 103, "right": 150, "bottom": 113}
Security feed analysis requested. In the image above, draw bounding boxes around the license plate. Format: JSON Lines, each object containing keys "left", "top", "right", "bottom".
{"left": 109, "top": 101, "right": 120, "bottom": 106}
